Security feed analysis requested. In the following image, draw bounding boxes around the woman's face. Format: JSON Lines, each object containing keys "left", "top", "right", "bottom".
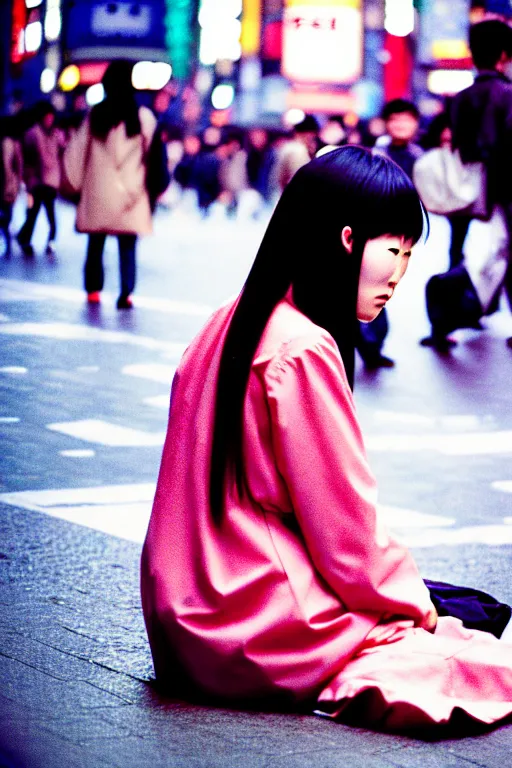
{"left": 355, "top": 234, "right": 413, "bottom": 322}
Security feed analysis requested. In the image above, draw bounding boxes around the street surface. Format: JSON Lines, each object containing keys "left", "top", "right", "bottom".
{"left": 1, "top": 197, "right": 512, "bottom": 767}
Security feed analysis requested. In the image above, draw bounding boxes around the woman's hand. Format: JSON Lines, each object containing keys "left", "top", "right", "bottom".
{"left": 416, "top": 602, "right": 438, "bottom": 633}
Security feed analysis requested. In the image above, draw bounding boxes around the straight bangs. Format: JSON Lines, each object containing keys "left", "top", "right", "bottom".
{"left": 308, "top": 147, "right": 429, "bottom": 249}
{"left": 357, "top": 168, "right": 428, "bottom": 247}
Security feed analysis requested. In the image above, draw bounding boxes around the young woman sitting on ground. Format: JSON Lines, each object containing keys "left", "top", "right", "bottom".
{"left": 141, "top": 146, "right": 512, "bottom": 732}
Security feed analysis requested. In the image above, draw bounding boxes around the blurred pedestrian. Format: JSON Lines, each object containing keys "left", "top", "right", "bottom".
{"left": 217, "top": 128, "right": 248, "bottom": 217}
{"left": 375, "top": 99, "right": 424, "bottom": 179}
{"left": 418, "top": 110, "right": 470, "bottom": 271}
{"left": 357, "top": 98, "right": 424, "bottom": 369}
{"left": 0, "top": 115, "right": 23, "bottom": 257}
{"left": 173, "top": 132, "right": 202, "bottom": 213}
{"left": 189, "top": 127, "right": 222, "bottom": 216}
{"left": 63, "top": 60, "right": 157, "bottom": 309}
{"left": 318, "top": 116, "right": 346, "bottom": 149}
{"left": 418, "top": 20, "right": 512, "bottom": 351}
{"left": 450, "top": 19, "right": 512, "bottom": 349}
{"left": 142, "top": 145, "right": 512, "bottom": 732}
{"left": 246, "top": 127, "right": 274, "bottom": 204}
{"left": 275, "top": 115, "right": 319, "bottom": 192}
{"left": 17, "top": 102, "right": 64, "bottom": 257}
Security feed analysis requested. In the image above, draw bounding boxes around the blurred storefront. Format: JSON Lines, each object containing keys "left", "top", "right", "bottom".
{"left": 194, "top": 0, "right": 486, "bottom": 126}
{"left": 3, "top": 0, "right": 512, "bottom": 124}
{"left": 1, "top": 0, "right": 62, "bottom": 114}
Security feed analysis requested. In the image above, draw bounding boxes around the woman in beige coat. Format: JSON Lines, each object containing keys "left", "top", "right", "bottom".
{"left": 63, "top": 61, "right": 156, "bottom": 308}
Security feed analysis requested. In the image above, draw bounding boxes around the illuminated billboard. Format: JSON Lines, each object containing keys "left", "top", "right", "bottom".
{"left": 282, "top": 0, "right": 363, "bottom": 84}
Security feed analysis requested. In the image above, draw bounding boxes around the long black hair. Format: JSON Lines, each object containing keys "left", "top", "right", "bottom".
{"left": 90, "top": 60, "right": 141, "bottom": 141}
{"left": 209, "top": 145, "right": 427, "bottom": 523}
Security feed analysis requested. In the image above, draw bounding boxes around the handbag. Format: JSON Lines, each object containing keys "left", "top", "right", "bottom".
{"left": 462, "top": 206, "right": 509, "bottom": 313}
{"left": 145, "top": 125, "right": 171, "bottom": 211}
{"left": 413, "top": 146, "right": 487, "bottom": 218}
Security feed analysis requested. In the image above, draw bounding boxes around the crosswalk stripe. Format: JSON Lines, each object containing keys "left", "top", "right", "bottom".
{"left": 0, "top": 277, "right": 213, "bottom": 317}
{"left": 46, "top": 419, "right": 165, "bottom": 447}
{"left": 0, "top": 484, "right": 510, "bottom": 548}
{"left": 366, "top": 431, "right": 512, "bottom": 455}
{"left": 122, "top": 363, "right": 176, "bottom": 385}
{"left": 0, "top": 321, "right": 187, "bottom": 356}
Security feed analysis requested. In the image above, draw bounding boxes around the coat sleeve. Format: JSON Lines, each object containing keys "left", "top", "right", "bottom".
{"left": 62, "top": 117, "right": 90, "bottom": 193}
{"left": 265, "top": 332, "right": 432, "bottom": 622}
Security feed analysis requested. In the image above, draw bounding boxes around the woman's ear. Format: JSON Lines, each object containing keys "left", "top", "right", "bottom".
{"left": 341, "top": 226, "right": 353, "bottom": 254}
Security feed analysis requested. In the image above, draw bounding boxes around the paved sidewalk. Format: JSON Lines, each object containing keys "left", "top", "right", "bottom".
{"left": 1, "top": 503, "right": 511, "bottom": 768}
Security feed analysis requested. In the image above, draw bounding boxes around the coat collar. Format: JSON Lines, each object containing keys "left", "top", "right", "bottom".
{"left": 475, "top": 70, "right": 511, "bottom": 85}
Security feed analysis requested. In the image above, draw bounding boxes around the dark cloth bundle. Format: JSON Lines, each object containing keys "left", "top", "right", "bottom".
{"left": 425, "top": 265, "right": 483, "bottom": 338}
{"left": 425, "top": 579, "right": 511, "bottom": 638}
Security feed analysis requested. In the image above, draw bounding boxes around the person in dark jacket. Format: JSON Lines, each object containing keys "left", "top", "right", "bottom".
{"left": 449, "top": 19, "right": 512, "bottom": 349}
{"left": 358, "top": 99, "right": 424, "bottom": 369}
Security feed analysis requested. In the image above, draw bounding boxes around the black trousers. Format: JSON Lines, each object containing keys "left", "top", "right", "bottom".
{"left": 84, "top": 233, "right": 137, "bottom": 297}
{"left": 0, "top": 202, "right": 13, "bottom": 253}
{"left": 18, "top": 184, "right": 57, "bottom": 245}
{"left": 356, "top": 308, "right": 388, "bottom": 363}
{"left": 447, "top": 214, "right": 472, "bottom": 269}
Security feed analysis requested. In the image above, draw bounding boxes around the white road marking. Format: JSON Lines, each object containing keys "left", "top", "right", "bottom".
{"left": 493, "top": 481, "right": 512, "bottom": 494}
{"left": 0, "top": 417, "right": 20, "bottom": 423}
{"left": 395, "top": 525, "right": 512, "bottom": 548}
{"left": 372, "top": 411, "right": 494, "bottom": 431}
{"left": 59, "top": 449, "right": 96, "bottom": 458}
{"left": 46, "top": 419, "right": 165, "bottom": 447}
{"left": 441, "top": 415, "right": 484, "bottom": 431}
{"left": 0, "top": 322, "right": 186, "bottom": 357}
{"left": 366, "top": 431, "right": 512, "bottom": 455}
{"left": 0, "top": 485, "right": 510, "bottom": 548}
{"left": 379, "top": 505, "right": 455, "bottom": 529}
{"left": 143, "top": 394, "right": 170, "bottom": 409}
{"left": 122, "top": 363, "right": 176, "bottom": 385}
{"left": 76, "top": 366, "right": 100, "bottom": 373}
{"left": 374, "top": 411, "right": 434, "bottom": 427}
{"left": 0, "top": 366, "right": 27, "bottom": 374}
{"left": 0, "top": 313, "right": 10, "bottom": 322}
{"left": 0, "top": 484, "right": 156, "bottom": 543}
{"left": 0, "top": 278, "right": 213, "bottom": 317}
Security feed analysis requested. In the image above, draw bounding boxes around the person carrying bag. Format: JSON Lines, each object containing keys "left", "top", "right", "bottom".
{"left": 63, "top": 60, "right": 157, "bottom": 309}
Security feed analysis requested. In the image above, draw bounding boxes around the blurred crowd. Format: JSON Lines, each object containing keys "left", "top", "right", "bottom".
{"left": 0, "top": 89, "right": 448, "bottom": 251}
{"left": 2, "top": 18, "right": 512, "bottom": 361}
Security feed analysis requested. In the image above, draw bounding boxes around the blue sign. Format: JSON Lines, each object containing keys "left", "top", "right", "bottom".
{"left": 418, "top": 0, "right": 471, "bottom": 65}
{"left": 62, "top": 1, "right": 168, "bottom": 59}
{"left": 485, "top": 0, "right": 512, "bottom": 16}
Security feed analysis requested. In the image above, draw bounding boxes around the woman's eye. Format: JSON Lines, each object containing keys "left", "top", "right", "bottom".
{"left": 388, "top": 248, "right": 399, "bottom": 255}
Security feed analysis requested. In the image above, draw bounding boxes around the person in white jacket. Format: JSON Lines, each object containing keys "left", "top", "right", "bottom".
{"left": 63, "top": 60, "right": 156, "bottom": 309}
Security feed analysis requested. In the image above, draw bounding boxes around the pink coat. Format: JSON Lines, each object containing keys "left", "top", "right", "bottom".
{"left": 142, "top": 294, "right": 512, "bottom": 729}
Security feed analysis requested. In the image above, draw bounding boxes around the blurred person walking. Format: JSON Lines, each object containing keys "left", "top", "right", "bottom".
{"left": 17, "top": 102, "right": 64, "bottom": 257}
{"left": 0, "top": 115, "right": 23, "bottom": 258}
{"left": 246, "top": 127, "right": 275, "bottom": 209}
{"left": 418, "top": 20, "right": 512, "bottom": 350}
{"left": 417, "top": 111, "right": 466, "bottom": 269}
{"left": 189, "top": 127, "right": 223, "bottom": 216}
{"left": 359, "top": 99, "right": 424, "bottom": 369}
{"left": 217, "top": 129, "right": 248, "bottom": 218}
{"left": 275, "top": 115, "right": 320, "bottom": 192}
{"left": 451, "top": 19, "right": 512, "bottom": 349}
{"left": 63, "top": 61, "right": 157, "bottom": 309}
